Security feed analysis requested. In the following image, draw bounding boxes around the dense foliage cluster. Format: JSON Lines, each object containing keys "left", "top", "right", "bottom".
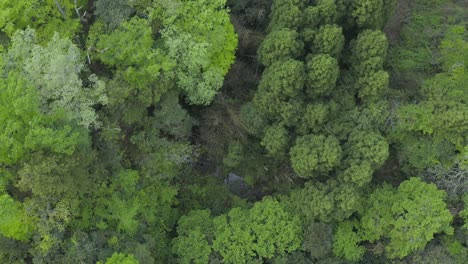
{"left": 0, "top": 0, "right": 466, "bottom": 263}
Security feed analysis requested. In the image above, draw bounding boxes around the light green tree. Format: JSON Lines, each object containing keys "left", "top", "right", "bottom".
{"left": 213, "top": 197, "right": 301, "bottom": 263}
{"left": 0, "top": 0, "right": 83, "bottom": 40}
{"left": 0, "top": 194, "right": 35, "bottom": 241}
{"left": 153, "top": 0, "right": 238, "bottom": 105}
{"left": 333, "top": 221, "right": 365, "bottom": 261}
{"left": 99, "top": 252, "right": 139, "bottom": 264}
{"left": 360, "top": 178, "right": 454, "bottom": 259}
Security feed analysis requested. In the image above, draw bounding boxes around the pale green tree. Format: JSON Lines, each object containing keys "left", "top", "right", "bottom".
{"left": 153, "top": 0, "right": 238, "bottom": 105}
{"left": 8, "top": 28, "right": 107, "bottom": 128}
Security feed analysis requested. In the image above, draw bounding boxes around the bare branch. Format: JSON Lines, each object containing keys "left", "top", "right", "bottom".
{"left": 54, "top": 0, "right": 67, "bottom": 18}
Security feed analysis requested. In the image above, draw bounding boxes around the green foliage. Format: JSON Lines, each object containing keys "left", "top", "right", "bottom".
{"left": 172, "top": 210, "right": 214, "bottom": 264}
{"left": 173, "top": 230, "right": 211, "bottom": 264}
{"left": 460, "top": 194, "right": 468, "bottom": 230}
{"left": 154, "top": 0, "right": 238, "bottom": 105}
{"left": 351, "top": 0, "right": 385, "bottom": 29}
{"left": 286, "top": 181, "right": 363, "bottom": 223}
{"left": 0, "top": 0, "right": 463, "bottom": 262}
{"left": 100, "top": 252, "right": 139, "bottom": 264}
{"left": 95, "top": 170, "right": 177, "bottom": 236}
{"left": 340, "top": 162, "right": 373, "bottom": 187}
{"left": 259, "top": 59, "right": 305, "bottom": 98}
{"left": 0, "top": 194, "right": 35, "bottom": 241}
{"left": 258, "top": 28, "right": 304, "bottom": 66}
{"left": 261, "top": 124, "right": 289, "bottom": 157}
{"left": 352, "top": 30, "right": 388, "bottom": 64}
{"left": 91, "top": 17, "right": 172, "bottom": 105}
{"left": 223, "top": 141, "right": 244, "bottom": 170}
{"left": 302, "top": 222, "right": 333, "bottom": 259}
{"left": 311, "top": 25, "right": 344, "bottom": 58}
{"left": 95, "top": 0, "right": 134, "bottom": 31}
{"left": 393, "top": 66, "right": 467, "bottom": 170}
{"left": 360, "top": 178, "right": 454, "bottom": 259}
{"left": 240, "top": 103, "right": 268, "bottom": 136}
{"left": 306, "top": 54, "right": 339, "bottom": 97}
{"left": 268, "top": 1, "right": 304, "bottom": 31}
{"left": 356, "top": 70, "right": 389, "bottom": 101}
{"left": 249, "top": 197, "right": 302, "bottom": 258}
{"left": 333, "top": 221, "right": 365, "bottom": 261}
{"left": 213, "top": 197, "right": 301, "bottom": 263}
{"left": 297, "top": 103, "right": 331, "bottom": 134}
{"left": 290, "top": 134, "right": 342, "bottom": 177}
{"left": 304, "top": 0, "right": 338, "bottom": 28}
{"left": 0, "top": 71, "right": 88, "bottom": 167}
{"left": 8, "top": 29, "right": 107, "bottom": 128}
{"left": 0, "top": 0, "right": 83, "bottom": 40}
{"left": 440, "top": 25, "right": 468, "bottom": 71}
{"left": 344, "top": 131, "right": 389, "bottom": 169}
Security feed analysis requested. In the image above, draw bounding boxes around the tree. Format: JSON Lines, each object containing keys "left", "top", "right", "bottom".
{"left": 153, "top": 0, "right": 238, "bottom": 105}
{"left": 461, "top": 194, "right": 468, "bottom": 230}
{"left": 213, "top": 197, "right": 301, "bottom": 263}
{"left": 333, "top": 221, "right": 365, "bottom": 261}
{"left": 0, "top": 194, "right": 35, "bottom": 241}
{"left": 360, "top": 178, "right": 454, "bottom": 259}
{"left": 356, "top": 70, "right": 389, "bottom": 101}
{"left": 173, "top": 230, "right": 212, "bottom": 264}
{"left": 290, "top": 134, "right": 342, "bottom": 177}
{"left": 268, "top": 1, "right": 304, "bottom": 31}
{"left": 0, "top": 0, "right": 83, "bottom": 40}
{"left": 95, "top": 0, "right": 134, "bottom": 31}
{"left": 305, "top": 54, "right": 339, "bottom": 97}
{"left": 311, "top": 25, "right": 344, "bottom": 58}
{"left": 304, "top": 0, "right": 338, "bottom": 28}
{"left": 439, "top": 25, "right": 468, "bottom": 72}
{"left": 351, "top": 0, "right": 393, "bottom": 29}
{"left": 261, "top": 124, "right": 289, "bottom": 157}
{"left": 285, "top": 181, "right": 363, "bottom": 223}
{"left": 249, "top": 197, "right": 302, "bottom": 258}
{"left": 343, "top": 131, "right": 389, "bottom": 170}
{"left": 0, "top": 70, "right": 89, "bottom": 169}
{"left": 212, "top": 208, "right": 255, "bottom": 263}
{"left": 8, "top": 28, "right": 107, "bottom": 129}
{"left": 393, "top": 66, "right": 467, "bottom": 171}
{"left": 99, "top": 252, "right": 139, "bottom": 264}
{"left": 259, "top": 59, "right": 305, "bottom": 98}
{"left": 172, "top": 210, "right": 214, "bottom": 264}
{"left": 297, "top": 103, "right": 331, "bottom": 134}
{"left": 351, "top": 30, "right": 388, "bottom": 65}
{"left": 258, "top": 28, "right": 304, "bottom": 66}
{"left": 90, "top": 17, "right": 172, "bottom": 107}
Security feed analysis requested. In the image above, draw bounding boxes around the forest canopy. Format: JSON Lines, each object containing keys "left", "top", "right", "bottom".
{"left": 0, "top": 0, "right": 467, "bottom": 263}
